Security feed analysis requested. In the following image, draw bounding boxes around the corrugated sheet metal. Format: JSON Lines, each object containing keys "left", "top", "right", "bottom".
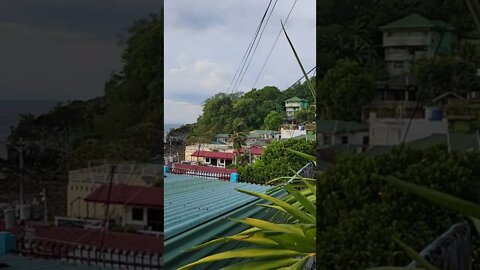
{"left": 164, "top": 174, "right": 277, "bottom": 269}
{"left": 0, "top": 253, "right": 110, "bottom": 269}
{"left": 164, "top": 174, "right": 270, "bottom": 239}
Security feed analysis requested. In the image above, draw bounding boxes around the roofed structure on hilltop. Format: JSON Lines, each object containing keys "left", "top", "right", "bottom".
{"left": 380, "top": 13, "right": 455, "bottom": 76}
{"left": 284, "top": 96, "right": 309, "bottom": 120}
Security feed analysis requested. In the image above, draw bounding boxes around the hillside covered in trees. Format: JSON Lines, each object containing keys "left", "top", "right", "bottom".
{"left": 317, "top": 0, "right": 480, "bottom": 121}
{"left": 184, "top": 77, "right": 316, "bottom": 143}
{"left": 2, "top": 11, "right": 163, "bottom": 216}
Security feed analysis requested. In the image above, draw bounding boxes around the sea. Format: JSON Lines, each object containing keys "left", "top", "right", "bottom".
{"left": 0, "top": 100, "right": 58, "bottom": 159}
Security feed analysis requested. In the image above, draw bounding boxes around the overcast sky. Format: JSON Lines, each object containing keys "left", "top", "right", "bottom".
{"left": 165, "top": 0, "right": 315, "bottom": 124}
{"left": 0, "top": 0, "right": 162, "bottom": 101}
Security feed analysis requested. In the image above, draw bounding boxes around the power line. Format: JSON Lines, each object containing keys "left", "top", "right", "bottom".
{"left": 251, "top": 0, "right": 299, "bottom": 89}
{"left": 231, "top": 0, "right": 300, "bottom": 126}
{"left": 227, "top": 0, "right": 274, "bottom": 94}
{"left": 233, "top": 0, "right": 279, "bottom": 93}
{"left": 286, "top": 66, "right": 316, "bottom": 90}
{"left": 400, "top": 21, "right": 449, "bottom": 147}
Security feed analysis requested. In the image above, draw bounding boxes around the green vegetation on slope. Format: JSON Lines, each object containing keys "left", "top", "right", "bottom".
{"left": 187, "top": 78, "right": 316, "bottom": 144}
{"left": 316, "top": 145, "right": 480, "bottom": 269}
{"left": 3, "top": 11, "right": 163, "bottom": 217}
{"left": 237, "top": 139, "right": 315, "bottom": 184}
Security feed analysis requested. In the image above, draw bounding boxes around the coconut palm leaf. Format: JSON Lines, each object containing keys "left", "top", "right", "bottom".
{"left": 379, "top": 175, "right": 480, "bottom": 220}
{"left": 286, "top": 148, "right": 316, "bottom": 163}
{"left": 281, "top": 21, "right": 316, "bottom": 103}
{"left": 178, "top": 248, "right": 311, "bottom": 270}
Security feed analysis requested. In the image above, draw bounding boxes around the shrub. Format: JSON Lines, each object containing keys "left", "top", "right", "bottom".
{"left": 316, "top": 145, "right": 480, "bottom": 269}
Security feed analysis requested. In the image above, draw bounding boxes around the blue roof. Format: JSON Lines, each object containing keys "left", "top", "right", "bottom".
{"left": 0, "top": 254, "right": 110, "bottom": 269}
{"left": 164, "top": 174, "right": 271, "bottom": 240}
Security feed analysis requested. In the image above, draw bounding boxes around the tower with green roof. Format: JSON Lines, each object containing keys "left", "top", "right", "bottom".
{"left": 380, "top": 13, "right": 455, "bottom": 76}
{"left": 284, "top": 96, "right": 309, "bottom": 119}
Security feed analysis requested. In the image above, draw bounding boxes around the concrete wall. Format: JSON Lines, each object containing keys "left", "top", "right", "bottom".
{"left": 370, "top": 118, "right": 448, "bottom": 145}
{"left": 317, "top": 131, "right": 369, "bottom": 147}
{"left": 281, "top": 128, "right": 306, "bottom": 139}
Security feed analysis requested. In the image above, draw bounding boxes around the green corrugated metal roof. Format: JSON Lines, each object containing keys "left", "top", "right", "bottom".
{"left": 284, "top": 96, "right": 307, "bottom": 102}
{"left": 317, "top": 120, "right": 368, "bottom": 134}
{"left": 0, "top": 254, "right": 109, "bottom": 269}
{"left": 164, "top": 174, "right": 280, "bottom": 270}
{"left": 250, "top": 130, "right": 279, "bottom": 135}
{"left": 164, "top": 174, "right": 271, "bottom": 240}
{"left": 293, "top": 134, "right": 316, "bottom": 141}
{"left": 216, "top": 134, "right": 230, "bottom": 138}
{"left": 209, "top": 141, "right": 227, "bottom": 145}
{"left": 380, "top": 13, "right": 454, "bottom": 31}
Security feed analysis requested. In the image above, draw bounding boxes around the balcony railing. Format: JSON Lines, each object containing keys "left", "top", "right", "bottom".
{"left": 406, "top": 222, "right": 473, "bottom": 270}
{"left": 383, "top": 36, "right": 430, "bottom": 47}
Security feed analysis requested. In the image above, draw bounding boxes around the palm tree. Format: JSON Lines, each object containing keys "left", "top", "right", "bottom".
{"left": 231, "top": 131, "right": 247, "bottom": 165}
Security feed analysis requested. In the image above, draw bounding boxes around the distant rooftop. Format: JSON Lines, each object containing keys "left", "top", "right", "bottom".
{"left": 250, "top": 129, "right": 280, "bottom": 135}
{"left": 285, "top": 96, "right": 308, "bottom": 102}
{"left": 364, "top": 133, "right": 480, "bottom": 156}
{"left": 380, "top": 13, "right": 454, "bottom": 31}
{"left": 191, "top": 150, "right": 235, "bottom": 160}
{"left": 317, "top": 120, "right": 368, "bottom": 134}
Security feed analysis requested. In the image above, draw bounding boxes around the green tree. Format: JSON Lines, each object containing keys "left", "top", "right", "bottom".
{"left": 316, "top": 145, "right": 480, "bottom": 269}
{"left": 414, "top": 55, "right": 480, "bottom": 100}
{"left": 263, "top": 111, "right": 284, "bottom": 131}
{"left": 319, "top": 58, "right": 376, "bottom": 121}
{"left": 238, "top": 139, "right": 315, "bottom": 184}
{"left": 294, "top": 108, "right": 315, "bottom": 124}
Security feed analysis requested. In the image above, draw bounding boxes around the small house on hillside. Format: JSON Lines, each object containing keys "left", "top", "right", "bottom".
{"left": 84, "top": 185, "right": 163, "bottom": 231}
{"left": 215, "top": 133, "right": 231, "bottom": 144}
{"left": 317, "top": 120, "right": 369, "bottom": 148}
{"left": 380, "top": 13, "right": 455, "bottom": 76}
{"left": 285, "top": 96, "right": 309, "bottom": 119}
{"left": 190, "top": 150, "right": 235, "bottom": 167}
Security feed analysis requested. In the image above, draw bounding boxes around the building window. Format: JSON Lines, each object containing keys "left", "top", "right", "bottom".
{"left": 363, "top": 136, "right": 370, "bottom": 145}
{"left": 341, "top": 136, "right": 348, "bottom": 144}
{"left": 324, "top": 135, "right": 331, "bottom": 145}
{"left": 132, "top": 208, "right": 143, "bottom": 221}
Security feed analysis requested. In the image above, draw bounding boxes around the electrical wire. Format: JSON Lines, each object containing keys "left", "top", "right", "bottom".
{"left": 227, "top": 0, "right": 274, "bottom": 94}
{"left": 251, "top": 0, "right": 299, "bottom": 89}
{"left": 233, "top": 0, "right": 279, "bottom": 93}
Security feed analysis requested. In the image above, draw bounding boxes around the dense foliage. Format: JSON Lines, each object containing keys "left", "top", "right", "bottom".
{"left": 237, "top": 139, "right": 315, "bottom": 184}
{"left": 316, "top": 145, "right": 480, "bottom": 269}
{"left": 319, "top": 58, "right": 376, "bottom": 121}
{"left": 3, "top": 11, "right": 163, "bottom": 216}
{"left": 414, "top": 54, "right": 480, "bottom": 100}
{"left": 187, "top": 78, "right": 316, "bottom": 143}
{"left": 316, "top": 0, "right": 479, "bottom": 119}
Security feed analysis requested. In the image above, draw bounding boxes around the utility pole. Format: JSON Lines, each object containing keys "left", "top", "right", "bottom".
{"left": 41, "top": 188, "right": 47, "bottom": 223}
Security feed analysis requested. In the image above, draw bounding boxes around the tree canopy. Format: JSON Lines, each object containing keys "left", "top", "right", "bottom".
{"left": 319, "top": 59, "right": 376, "bottom": 121}
{"left": 188, "top": 77, "right": 316, "bottom": 143}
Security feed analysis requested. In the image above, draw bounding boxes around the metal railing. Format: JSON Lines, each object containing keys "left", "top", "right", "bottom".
{"left": 407, "top": 222, "right": 473, "bottom": 270}
{"left": 15, "top": 238, "right": 163, "bottom": 269}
